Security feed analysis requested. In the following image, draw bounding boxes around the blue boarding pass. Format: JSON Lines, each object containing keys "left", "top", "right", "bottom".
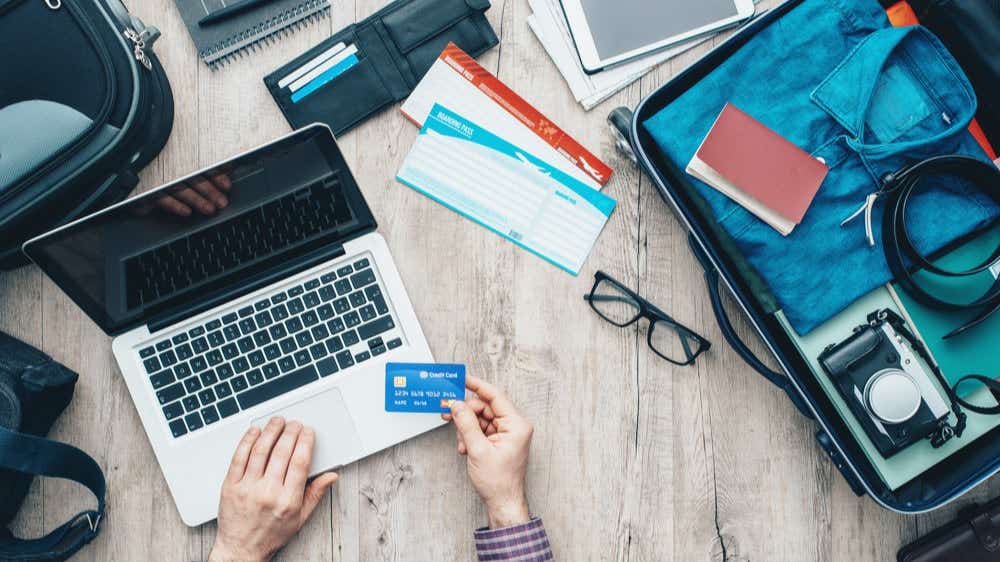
{"left": 396, "top": 104, "right": 616, "bottom": 275}
{"left": 385, "top": 363, "right": 466, "bottom": 413}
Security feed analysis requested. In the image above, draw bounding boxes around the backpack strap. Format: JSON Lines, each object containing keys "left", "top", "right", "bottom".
{"left": 0, "top": 428, "right": 105, "bottom": 561}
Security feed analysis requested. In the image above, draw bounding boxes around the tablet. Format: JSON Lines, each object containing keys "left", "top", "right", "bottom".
{"left": 561, "top": 0, "right": 755, "bottom": 73}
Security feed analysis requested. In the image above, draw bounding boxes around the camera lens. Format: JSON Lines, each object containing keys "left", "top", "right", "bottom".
{"left": 865, "top": 369, "right": 922, "bottom": 424}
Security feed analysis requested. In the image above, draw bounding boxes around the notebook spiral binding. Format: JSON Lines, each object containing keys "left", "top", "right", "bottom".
{"left": 200, "top": 0, "right": 331, "bottom": 70}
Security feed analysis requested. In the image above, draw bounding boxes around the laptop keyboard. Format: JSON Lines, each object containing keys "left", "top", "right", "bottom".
{"left": 136, "top": 256, "right": 403, "bottom": 439}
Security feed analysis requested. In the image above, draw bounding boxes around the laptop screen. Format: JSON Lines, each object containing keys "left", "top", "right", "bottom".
{"left": 24, "top": 126, "right": 375, "bottom": 335}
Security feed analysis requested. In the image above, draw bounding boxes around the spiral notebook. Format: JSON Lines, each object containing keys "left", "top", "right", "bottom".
{"left": 175, "top": 0, "right": 330, "bottom": 69}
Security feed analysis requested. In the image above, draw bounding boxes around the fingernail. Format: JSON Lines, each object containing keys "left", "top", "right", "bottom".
{"left": 270, "top": 416, "right": 284, "bottom": 425}
{"left": 248, "top": 426, "right": 260, "bottom": 435}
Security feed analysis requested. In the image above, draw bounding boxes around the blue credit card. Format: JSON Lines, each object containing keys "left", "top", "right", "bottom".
{"left": 290, "top": 53, "right": 360, "bottom": 104}
{"left": 385, "top": 363, "right": 466, "bottom": 413}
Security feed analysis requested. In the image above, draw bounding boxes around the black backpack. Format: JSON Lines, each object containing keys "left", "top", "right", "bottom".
{"left": 0, "top": 0, "right": 173, "bottom": 269}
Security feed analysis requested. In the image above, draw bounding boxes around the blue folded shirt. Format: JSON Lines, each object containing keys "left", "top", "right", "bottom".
{"left": 643, "top": 0, "right": 998, "bottom": 334}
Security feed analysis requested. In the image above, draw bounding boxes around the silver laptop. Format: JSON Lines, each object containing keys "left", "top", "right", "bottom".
{"left": 23, "top": 125, "right": 444, "bottom": 526}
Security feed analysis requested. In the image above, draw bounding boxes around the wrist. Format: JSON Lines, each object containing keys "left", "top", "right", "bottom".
{"left": 486, "top": 495, "right": 531, "bottom": 529}
{"left": 209, "top": 541, "right": 271, "bottom": 562}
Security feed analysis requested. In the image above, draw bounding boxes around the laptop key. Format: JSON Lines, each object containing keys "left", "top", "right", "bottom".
{"left": 367, "top": 337, "right": 384, "bottom": 350}
{"left": 359, "top": 305, "right": 377, "bottom": 322}
{"left": 160, "top": 350, "right": 178, "bottom": 367}
{"left": 247, "top": 369, "right": 265, "bottom": 386}
{"left": 185, "top": 413, "right": 204, "bottom": 431}
{"left": 236, "top": 365, "right": 319, "bottom": 410}
{"left": 309, "top": 343, "right": 327, "bottom": 360}
{"left": 206, "top": 350, "right": 223, "bottom": 367}
{"left": 279, "top": 337, "right": 297, "bottom": 354}
{"left": 249, "top": 350, "right": 265, "bottom": 367}
{"left": 222, "top": 312, "right": 238, "bottom": 324}
{"left": 348, "top": 291, "right": 366, "bottom": 308}
{"left": 302, "top": 311, "right": 319, "bottom": 327}
{"left": 285, "top": 317, "right": 304, "bottom": 333}
{"left": 255, "top": 311, "right": 273, "bottom": 328}
{"left": 163, "top": 401, "right": 184, "bottom": 420}
{"left": 350, "top": 269, "right": 376, "bottom": 289}
{"left": 319, "top": 285, "right": 336, "bottom": 302}
{"left": 223, "top": 325, "right": 241, "bottom": 341}
{"left": 143, "top": 356, "right": 162, "bottom": 374}
{"left": 288, "top": 285, "right": 304, "bottom": 297}
{"left": 303, "top": 292, "right": 320, "bottom": 308}
{"left": 372, "top": 345, "right": 387, "bottom": 356}
{"left": 206, "top": 319, "right": 222, "bottom": 330}
{"left": 335, "top": 350, "right": 355, "bottom": 369}
{"left": 201, "top": 406, "right": 220, "bottom": 425}
{"left": 344, "top": 312, "right": 361, "bottom": 328}
{"left": 334, "top": 279, "right": 352, "bottom": 296}
{"left": 222, "top": 343, "right": 239, "bottom": 360}
{"left": 238, "top": 305, "right": 255, "bottom": 318}
{"left": 355, "top": 351, "right": 371, "bottom": 363}
{"left": 321, "top": 272, "right": 337, "bottom": 283}
{"left": 215, "top": 381, "right": 232, "bottom": 399}
{"left": 272, "top": 304, "right": 289, "bottom": 321}
{"left": 295, "top": 332, "right": 313, "bottom": 348}
{"left": 174, "top": 363, "right": 192, "bottom": 379}
{"left": 264, "top": 343, "right": 281, "bottom": 360}
{"left": 231, "top": 375, "right": 249, "bottom": 392}
{"left": 271, "top": 292, "right": 287, "bottom": 304}
{"left": 278, "top": 357, "right": 296, "bottom": 373}
{"left": 353, "top": 258, "right": 370, "bottom": 270}
{"left": 317, "top": 304, "right": 335, "bottom": 320}
{"left": 357, "top": 316, "right": 395, "bottom": 340}
{"left": 156, "top": 340, "right": 172, "bottom": 352}
{"left": 294, "top": 350, "right": 312, "bottom": 366}
{"left": 217, "top": 398, "right": 240, "bottom": 418}
{"left": 333, "top": 298, "right": 350, "bottom": 314}
{"left": 317, "top": 357, "right": 339, "bottom": 377}
{"left": 373, "top": 295, "right": 389, "bottom": 316}
{"left": 176, "top": 343, "right": 193, "bottom": 361}
{"left": 239, "top": 318, "right": 256, "bottom": 335}
{"left": 305, "top": 278, "right": 321, "bottom": 290}
{"left": 157, "top": 382, "right": 184, "bottom": 404}
{"left": 263, "top": 363, "right": 280, "bottom": 380}
{"left": 326, "top": 336, "right": 344, "bottom": 353}
{"left": 387, "top": 338, "right": 403, "bottom": 350}
{"left": 342, "top": 330, "right": 359, "bottom": 347}
{"left": 169, "top": 419, "right": 188, "bottom": 438}
{"left": 207, "top": 331, "right": 225, "bottom": 347}
{"left": 254, "top": 299, "right": 270, "bottom": 311}
{"left": 233, "top": 357, "right": 250, "bottom": 373}
{"left": 198, "top": 388, "right": 216, "bottom": 405}
{"left": 217, "top": 364, "right": 234, "bottom": 380}
{"left": 192, "top": 337, "right": 209, "bottom": 353}
{"left": 311, "top": 325, "right": 329, "bottom": 340}
{"left": 184, "top": 377, "right": 202, "bottom": 393}
{"left": 269, "top": 324, "right": 287, "bottom": 339}
{"left": 327, "top": 318, "right": 345, "bottom": 334}
{"left": 201, "top": 369, "right": 219, "bottom": 386}
{"left": 140, "top": 346, "right": 156, "bottom": 358}
{"left": 189, "top": 326, "right": 206, "bottom": 338}
{"left": 364, "top": 285, "right": 382, "bottom": 300}
{"left": 288, "top": 298, "right": 305, "bottom": 314}
{"left": 253, "top": 331, "right": 271, "bottom": 347}
{"left": 237, "top": 337, "right": 255, "bottom": 354}
{"left": 172, "top": 333, "right": 189, "bottom": 345}
{"left": 182, "top": 395, "right": 200, "bottom": 412}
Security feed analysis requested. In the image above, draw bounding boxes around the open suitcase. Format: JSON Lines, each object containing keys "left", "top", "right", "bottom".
{"left": 609, "top": 0, "right": 1000, "bottom": 513}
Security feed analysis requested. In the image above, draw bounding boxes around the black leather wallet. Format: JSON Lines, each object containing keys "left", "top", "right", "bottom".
{"left": 897, "top": 497, "right": 1000, "bottom": 561}
{"left": 264, "top": 0, "right": 498, "bottom": 137}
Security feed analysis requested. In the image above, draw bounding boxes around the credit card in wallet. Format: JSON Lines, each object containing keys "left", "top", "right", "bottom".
{"left": 278, "top": 42, "right": 346, "bottom": 89}
{"left": 385, "top": 363, "right": 466, "bottom": 413}
{"left": 290, "top": 45, "right": 360, "bottom": 103}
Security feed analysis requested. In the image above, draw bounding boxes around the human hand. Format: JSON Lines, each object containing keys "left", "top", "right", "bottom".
{"left": 209, "top": 418, "right": 339, "bottom": 562}
{"left": 442, "top": 376, "right": 533, "bottom": 529}
{"left": 136, "top": 172, "right": 232, "bottom": 218}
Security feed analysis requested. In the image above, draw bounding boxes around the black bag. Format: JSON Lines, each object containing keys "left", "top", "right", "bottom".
{"left": 0, "top": 332, "right": 105, "bottom": 561}
{"left": 897, "top": 496, "right": 1000, "bottom": 561}
{"left": 0, "top": 0, "right": 173, "bottom": 270}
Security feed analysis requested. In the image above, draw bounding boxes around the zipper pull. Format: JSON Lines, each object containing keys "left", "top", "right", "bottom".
{"left": 124, "top": 26, "right": 159, "bottom": 70}
{"left": 44, "top": 0, "right": 61, "bottom": 9}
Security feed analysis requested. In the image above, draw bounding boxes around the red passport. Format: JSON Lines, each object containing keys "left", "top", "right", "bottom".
{"left": 686, "top": 103, "right": 828, "bottom": 235}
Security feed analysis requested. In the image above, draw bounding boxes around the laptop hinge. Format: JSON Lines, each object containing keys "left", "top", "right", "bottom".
{"left": 146, "top": 243, "right": 346, "bottom": 335}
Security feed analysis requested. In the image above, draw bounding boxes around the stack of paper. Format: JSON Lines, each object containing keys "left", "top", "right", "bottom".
{"left": 397, "top": 44, "right": 616, "bottom": 275}
{"left": 527, "top": 0, "right": 760, "bottom": 110}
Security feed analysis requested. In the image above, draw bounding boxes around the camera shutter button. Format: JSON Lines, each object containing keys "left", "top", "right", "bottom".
{"left": 866, "top": 370, "right": 922, "bottom": 424}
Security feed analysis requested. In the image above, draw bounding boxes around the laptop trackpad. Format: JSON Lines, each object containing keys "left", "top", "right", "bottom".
{"left": 251, "top": 388, "right": 363, "bottom": 474}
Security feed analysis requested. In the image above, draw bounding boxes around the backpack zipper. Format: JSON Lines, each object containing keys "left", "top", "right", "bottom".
{"left": 124, "top": 25, "right": 158, "bottom": 70}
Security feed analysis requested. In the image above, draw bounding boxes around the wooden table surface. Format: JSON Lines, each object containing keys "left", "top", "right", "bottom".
{"left": 5, "top": 0, "right": 999, "bottom": 560}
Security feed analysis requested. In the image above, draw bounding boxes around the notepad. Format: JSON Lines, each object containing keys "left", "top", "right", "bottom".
{"left": 396, "top": 105, "right": 615, "bottom": 275}
{"left": 687, "top": 103, "right": 828, "bottom": 235}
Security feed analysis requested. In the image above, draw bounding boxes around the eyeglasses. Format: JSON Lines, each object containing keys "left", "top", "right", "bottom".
{"left": 584, "top": 271, "right": 711, "bottom": 366}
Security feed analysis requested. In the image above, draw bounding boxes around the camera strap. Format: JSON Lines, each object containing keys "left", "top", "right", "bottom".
{"left": 0, "top": 428, "right": 105, "bottom": 561}
{"left": 869, "top": 309, "right": 967, "bottom": 446}
{"left": 880, "top": 155, "right": 1000, "bottom": 340}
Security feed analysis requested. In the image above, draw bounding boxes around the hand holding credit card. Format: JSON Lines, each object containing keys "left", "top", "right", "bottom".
{"left": 385, "top": 363, "right": 466, "bottom": 413}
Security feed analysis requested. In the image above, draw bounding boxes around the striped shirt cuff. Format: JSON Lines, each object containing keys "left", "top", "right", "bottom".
{"left": 474, "top": 517, "right": 553, "bottom": 561}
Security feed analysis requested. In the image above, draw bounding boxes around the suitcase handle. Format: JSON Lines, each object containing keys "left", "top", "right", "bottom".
{"left": 689, "top": 235, "right": 814, "bottom": 419}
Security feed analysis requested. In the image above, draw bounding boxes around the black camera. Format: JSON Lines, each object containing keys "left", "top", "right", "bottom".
{"left": 819, "top": 309, "right": 956, "bottom": 458}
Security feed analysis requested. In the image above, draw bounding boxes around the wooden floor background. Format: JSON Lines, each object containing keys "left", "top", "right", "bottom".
{"left": 5, "top": 0, "right": 999, "bottom": 560}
